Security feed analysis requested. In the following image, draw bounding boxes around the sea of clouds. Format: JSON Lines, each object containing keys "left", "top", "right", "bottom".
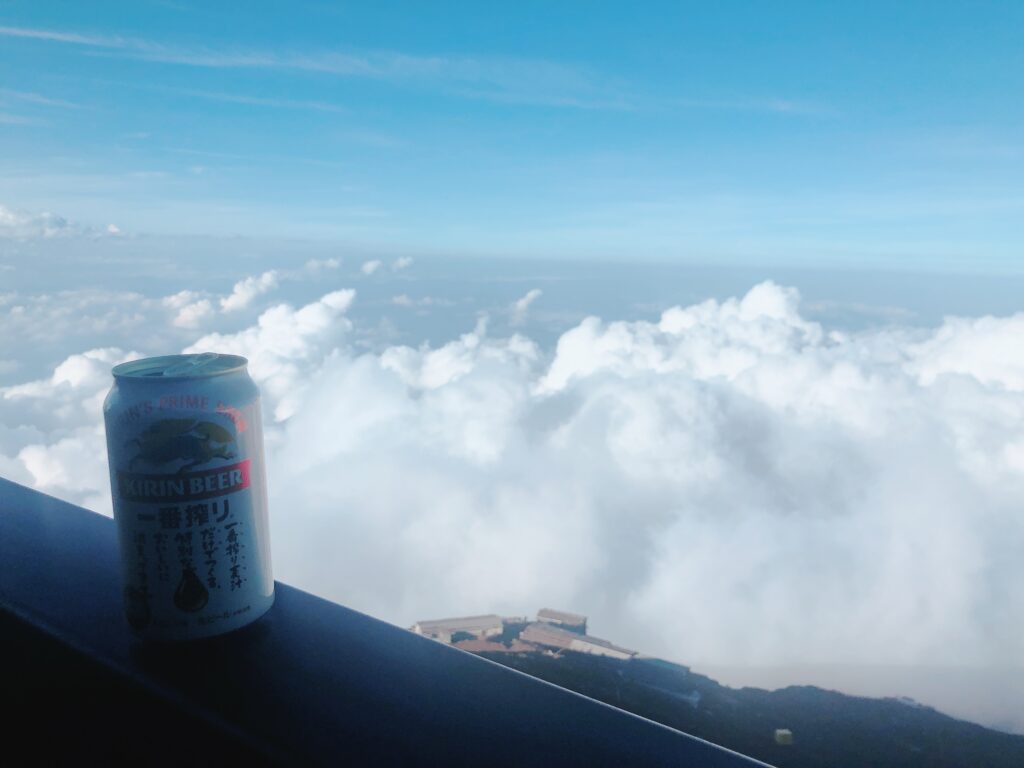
{"left": 2, "top": 262, "right": 1023, "bottom": 676}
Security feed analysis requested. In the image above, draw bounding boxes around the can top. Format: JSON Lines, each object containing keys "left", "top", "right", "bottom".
{"left": 112, "top": 353, "right": 248, "bottom": 380}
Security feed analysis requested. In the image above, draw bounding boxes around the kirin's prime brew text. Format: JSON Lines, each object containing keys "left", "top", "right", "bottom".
{"left": 104, "top": 353, "right": 274, "bottom": 641}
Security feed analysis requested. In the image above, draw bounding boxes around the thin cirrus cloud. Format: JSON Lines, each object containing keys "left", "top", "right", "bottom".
{"left": 674, "top": 96, "right": 836, "bottom": 117}
{"left": 0, "top": 24, "right": 834, "bottom": 115}
{"left": 0, "top": 24, "right": 126, "bottom": 46}
{"left": 0, "top": 88, "right": 81, "bottom": 109}
{"left": 0, "top": 24, "right": 624, "bottom": 109}
{"left": 147, "top": 85, "right": 348, "bottom": 114}
{"left": 0, "top": 112, "right": 44, "bottom": 126}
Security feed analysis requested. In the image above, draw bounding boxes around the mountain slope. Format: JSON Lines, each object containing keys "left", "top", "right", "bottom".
{"left": 473, "top": 651, "right": 1024, "bottom": 768}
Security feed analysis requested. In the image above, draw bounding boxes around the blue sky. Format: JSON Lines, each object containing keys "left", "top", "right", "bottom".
{"left": 1, "top": 1, "right": 1022, "bottom": 271}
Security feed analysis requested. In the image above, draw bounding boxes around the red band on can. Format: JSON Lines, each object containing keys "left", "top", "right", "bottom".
{"left": 117, "top": 459, "right": 251, "bottom": 504}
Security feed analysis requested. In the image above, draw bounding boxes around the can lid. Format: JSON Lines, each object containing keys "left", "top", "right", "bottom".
{"left": 112, "top": 353, "right": 248, "bottom": 380}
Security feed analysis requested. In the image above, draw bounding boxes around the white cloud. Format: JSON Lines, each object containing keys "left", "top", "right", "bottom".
{"left": 0, "top": 204, "right": 75, "bottom": 239}
{"left": 187, "top": 289, "right": 356, "bottom": 421}
{"left": 0, "top": 204, "right": 124, "bottom": 240}
{"left": 162, "top": 290, "right": 215, "bottom": 329}
{"left": 4, "top": 347, "right": 133, "bottom": 397}
{"left": 909, "top": 314, "right": 1024, "bottom": 391}
{"left": 0, "top": 289, "right": 152, "bottom": 363}
{"left": 273, "top": 282, "right": 1024, "bottom": 671}
{"left": 5, "top": 279, "right": 1024, "bottom": 687}
{"left": 0, "top": 285, "right": 277, "bottom": 387}
{"left": 510, "top": 287, "right": 542, "bottom": 326}
{"left": 220, "top": 270, "right": 279, "bottom": 312}
{"left": 361, "top": 259, "right": 382, "bottom": 276}
{"left": 391, "top": 294, "right": 453, "bottom": 309}
{"left": 305, "top": 257, "right": 341, "bottom": 272}
{"left": 1, "top": 347, "right": 140, "bottom": 511}
{"left": 392, "top": 256, "right": 414, "bottom": 272}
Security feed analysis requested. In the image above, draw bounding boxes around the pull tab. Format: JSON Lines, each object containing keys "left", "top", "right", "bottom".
{"left": 163, "top": 353, "right": 219, "bottom": 377}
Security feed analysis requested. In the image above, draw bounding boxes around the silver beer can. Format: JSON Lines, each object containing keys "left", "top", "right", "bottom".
{"left": 103, "top": 353, "right": 274, "bottom": 640}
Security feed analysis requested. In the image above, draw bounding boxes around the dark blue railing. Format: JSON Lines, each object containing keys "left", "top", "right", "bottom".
{"left": 0, "top": 477, "right": 769, "bottom": 766}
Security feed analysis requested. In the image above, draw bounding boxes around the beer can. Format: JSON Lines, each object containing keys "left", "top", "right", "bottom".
{"left": 103, "top": 353, "right": 274, "bottom": 641}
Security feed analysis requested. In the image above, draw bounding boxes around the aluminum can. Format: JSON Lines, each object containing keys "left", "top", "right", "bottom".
{"left": 103, "top": 353, "right": 274, "bottom": 640}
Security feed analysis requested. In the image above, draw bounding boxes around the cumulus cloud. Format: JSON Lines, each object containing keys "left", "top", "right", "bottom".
{"left": 1, "top": 347, "right": 140, "bottom": 510}
{"left": 168, "top": 266, "right": 314, "bottom": 326}
{"left": 162, "top": 289, "right": 215, "bottom": 329}
{"left": 0, "top": 284, "right": 254, "bottom": 383}
{"left": 510, "top": 287, "right": 542, "bottom": 325}
{"left": 220, "top": 270, "right": 280, "bottom": 312}
{"left": 5, "top": 280, "right": 1024, "bottom": 682}
{"left": 391, "top": 294, "right": 453, "bottom": 309}
{"left": 0, "top": 259, "right": 354, "bottom": 385}
{"left": 392, "top": 256, "right": 414, "bottom": 272}
{"left": 0, "top": 203, "right": 123, "bottom": 240}
{"left": 0, "top": 289, "right": 358, "bottom": 508}
{"left": 361, "top": 259, "right": 382, "bottom": 275}
{"left": 0, "top": 204, "right": 76, "bottom": 239}
{"left": 305, "top": 257, "right": 341, "bottom": 272}
{"left": 186, "top": 289, "right": 356, "bottom": 421}
{"left": 0, "top": 289, "right": 152, "bottom": 368}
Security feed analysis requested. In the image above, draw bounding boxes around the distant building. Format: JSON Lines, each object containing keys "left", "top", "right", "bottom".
{"left": 774, "top": 729, "right": 793, "bottom": 746}
{"left": 412, "top": 615, "right": 504, "bottom": 644}
{"left": 537, "top": 608, "right": 587, "bottom": 635}
{"left": 412, "top": 609, "right": 626, "bottom": 658}
{"left": 521, "top": 623, "right": 635, "bottom": 660}
{"left": 453, "top": 638, "right": 536, "bottom": 654}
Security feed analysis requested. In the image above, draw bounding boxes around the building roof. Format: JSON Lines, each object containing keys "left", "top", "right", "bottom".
{"left": 521, "top": 623, "right": 636, "bottom": 657}
{"left": 521, "top": 623, "right": 577, "bottom": 648}
{"left": 571, "top": 634, "right": 636, "bottom": 656}
{"left": 454, "top": 639, "right": 536, "bottom": 654}
{"left": 537, "top": 608, "right": 587, "bottom": 625}
{"left": 414, "top": 614, "right": 503, "bottom": 633}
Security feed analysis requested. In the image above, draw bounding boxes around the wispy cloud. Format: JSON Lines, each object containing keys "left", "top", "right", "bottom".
{"left": 156, "top": 85, "right": 347, "bottom": 113}
{"left": 0, "top": 88, "right": 81, "bottom": 109}
{"left": 159, "top": 145, "right": 353, "bottom": 171}
{"left": 0, "top": 24, "right": 126, "bottom": 46}
{"left": 510, "top": 288, "right": 543, "bottom": 325}
{"left": 336, "top": 130, "right": 408, "bottom": 149}
{"left": 0, "top": 112, "right": 44, "bottom": 126}
{"left": 0, "top": 24, "right": 624, "bottom": 110}
{"left": 0, "top": 24, "right": 829, "bottom": 115}
{"left": 163, "top": 146, "right": 251, "bottom": 160}
{"left": 674, "top": 96, "right": 835, "bottom": 116}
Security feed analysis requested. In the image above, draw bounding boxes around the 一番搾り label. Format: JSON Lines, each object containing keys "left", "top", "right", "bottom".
{"left": 109, "top": 411, "right": 265, "bottom": 634}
